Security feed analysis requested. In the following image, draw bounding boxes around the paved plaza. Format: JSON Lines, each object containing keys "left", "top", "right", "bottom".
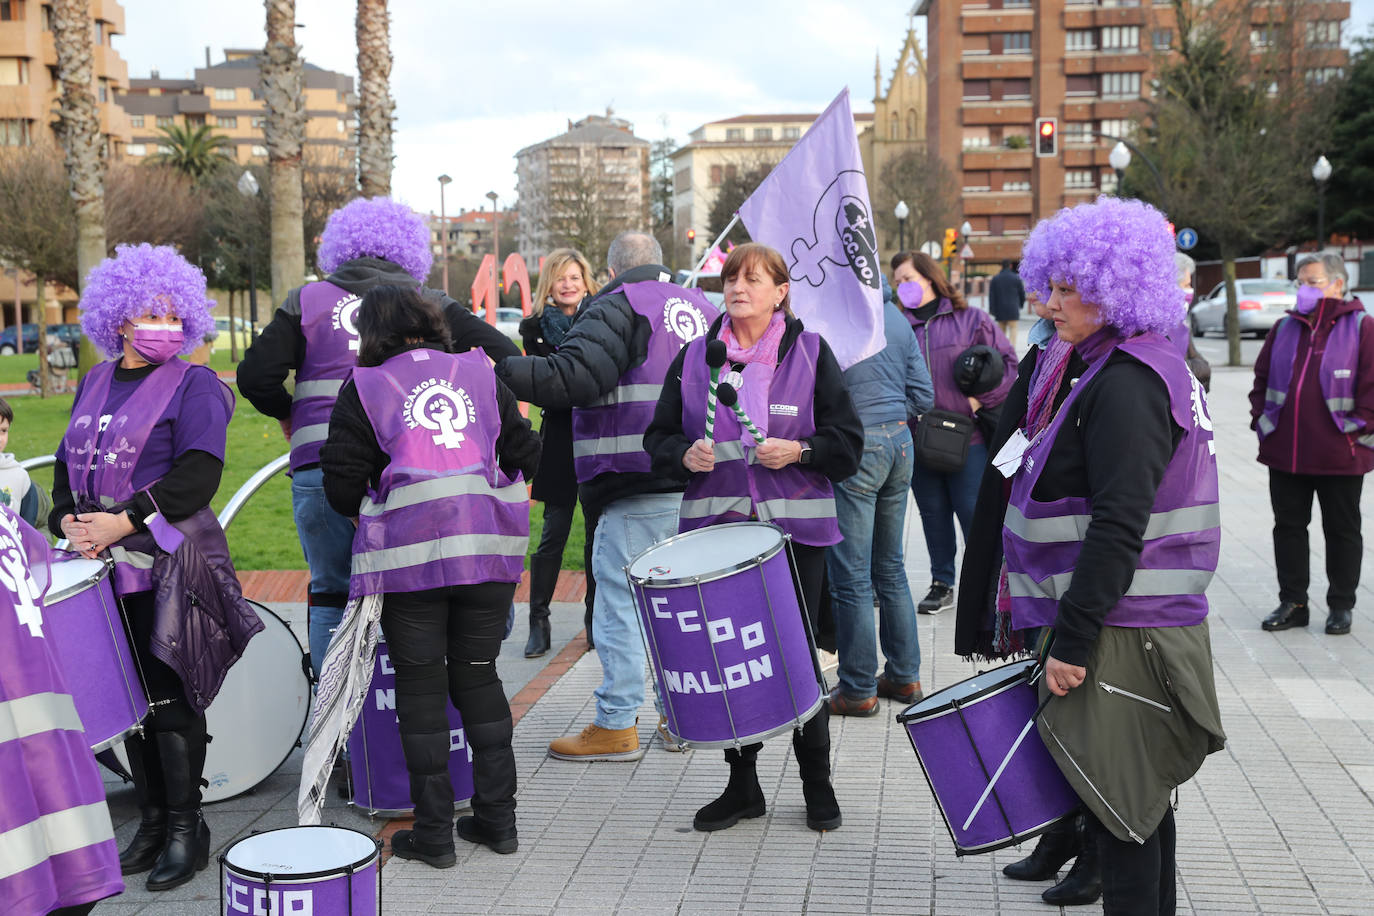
{"left": 91, "top": 362, "right": 1374, "bottom": 914}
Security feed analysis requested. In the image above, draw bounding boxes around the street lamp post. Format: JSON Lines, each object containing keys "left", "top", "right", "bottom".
{"left": 236, "top": 170, "right": 261, "bottom": 340}
{"left": 959, "top": 220, "right": 973, "bottom": 301}
{"left": 438, "top": 174, "right": 452, "bottom": 296}
{"left": 894, "top": 200, "right": 910, "bottom": 253}
{"left": 1312, "top": 155, "right": 1332, "bottom": 250}
{"left": 1109, "top": 142, "right": 1131, "bottom": 197}
{"left": 486, "top": 191, "right": 499, "bottom": 320}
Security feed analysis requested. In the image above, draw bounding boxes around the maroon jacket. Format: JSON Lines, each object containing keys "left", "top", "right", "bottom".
{"left": 902, "top": 297, "right": 1018, "bottom": 446}
{"left": 1249, "top": 297, "right": 1374, "bottom": 476}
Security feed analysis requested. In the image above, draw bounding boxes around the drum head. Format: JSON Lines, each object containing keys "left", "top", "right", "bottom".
{"left": 627, "top": 521, "right": 784, "bottom": 584}
{"left": 45, "top": 557, "right": 108, "bottom": 604}
{"left": 897, "top": 659, "right": 1036, "bottom": 723}
{"left": 225, "top": 826, "right": 377, "bottom": 879}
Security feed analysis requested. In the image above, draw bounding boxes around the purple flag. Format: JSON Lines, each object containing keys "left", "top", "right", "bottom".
{"left": 736, "top": 89, "right": 884, "bottom": 370}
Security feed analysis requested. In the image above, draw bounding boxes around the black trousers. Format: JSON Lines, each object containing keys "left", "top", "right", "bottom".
{"left": 1091, "top": 807, "right": 1176, "bottom": 916}
{"left": 1269, "top": 469, "right": 1364, "bottom": 611}
{"left": 531, "top": 500, "right": 576, "bottom": 562}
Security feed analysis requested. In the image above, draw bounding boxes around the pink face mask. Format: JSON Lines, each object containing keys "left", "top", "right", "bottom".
{"left": 129, "top": 323, "right": 184, "bottom": 364}
{"left": 1295, "top": 284, "right": 1323, "bottom": 314}
{"left": 897, "top": 281, "right": 924, "bottom": 309}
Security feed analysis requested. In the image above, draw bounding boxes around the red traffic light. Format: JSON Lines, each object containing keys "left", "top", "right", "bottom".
{"left": 1035, "top": 117, "right": 1058, "bottom": 157}
{"left": 1039, "top": 121, "right": 1054, "bottom": 138}
{"left": 686, "top": 228, "right": 696, "bottom": 243}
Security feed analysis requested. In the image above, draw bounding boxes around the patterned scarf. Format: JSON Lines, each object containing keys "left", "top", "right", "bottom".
{"left": 539, "top": 303, "right": 576, "bottom": 348}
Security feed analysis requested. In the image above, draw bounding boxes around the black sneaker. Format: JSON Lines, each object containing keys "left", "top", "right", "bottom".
{"left": 918, "top": 583, "right": 954, "bottom": 615}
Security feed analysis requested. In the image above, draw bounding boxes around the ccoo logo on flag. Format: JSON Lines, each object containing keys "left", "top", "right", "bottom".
{"left": 790, "top": 169, "right": 881, "bottom": 293}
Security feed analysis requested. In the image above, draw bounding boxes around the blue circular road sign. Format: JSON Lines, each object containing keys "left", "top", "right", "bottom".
{"left": 1176, "top": 228, "right": 1198, "bottom": 251}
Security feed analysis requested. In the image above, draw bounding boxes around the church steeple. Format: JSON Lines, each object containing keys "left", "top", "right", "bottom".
{"left": 874, "top": 49, "right": 882, "bottom": 102}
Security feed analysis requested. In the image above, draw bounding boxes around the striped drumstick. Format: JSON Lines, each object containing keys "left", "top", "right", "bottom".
{"left": 715, "top": 382, "right": 765, "bottom": 445}
{"left": 705, "top": 339, "right": 727, "bottom": 441}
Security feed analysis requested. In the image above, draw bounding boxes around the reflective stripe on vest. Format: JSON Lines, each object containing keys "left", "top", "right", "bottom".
{"left": 0, "top": 692, "right": 83, "bottom": 745}
{"left": 294, "top": 379, "right": 343, "bottom": 400}
{"left": 1007, "top": 568, "right": 1214, "bottom": 602}
{"left": 1004, "top": 502, "right": 1220, "bottom": 544}
{"left": 358, "top": 475, "right": 528, "bottom": 516}
{"left": 588, "top": 383, "right": 664, "bottom": 407}
{"left": 289, "top": 423, "right": 330, "bottom": 454}
{"left": 0, "top": 802, "right": 117, "bottom": 881}
{"left": 291, "top": 281, "right": 363, "bottom": 470}
{"left": 352, "top": 533, "right": 531, "bottom": 577}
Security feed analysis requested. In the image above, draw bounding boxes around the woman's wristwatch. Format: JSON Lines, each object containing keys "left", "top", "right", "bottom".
{"left": 798, "top": 440, "right": 813, "bottom": 465}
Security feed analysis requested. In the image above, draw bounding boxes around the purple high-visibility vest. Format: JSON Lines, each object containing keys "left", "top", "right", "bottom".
{"left": 0, "top": 507, "right": 123, "bottom": 913}
{"left": 350, "top": 348, "right": 529, "bottom": 599}
{"left": 1003, "top": 331, "right": 1220, "bottom": 630}
{"left": 1257, "top": 310, "right": 1374, "bottom": 449}
{"left": 291, "top": 280, "right": 364, "bottom": 470}
{"left": 677, "top": 331, "right": 842, "bottom": 547}
{"left": 571, "top": 282, "right": 717, "bottom": 483}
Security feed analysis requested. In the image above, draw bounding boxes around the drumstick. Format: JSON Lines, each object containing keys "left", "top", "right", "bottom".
{"left": 715, "top": 383, "right": 765, "bottom": 445}
{"left": 705, "top": 339, "right": 727, "bottom": 441}
{"left": 961, "top": 693, "right": 1053, "bottom": 832}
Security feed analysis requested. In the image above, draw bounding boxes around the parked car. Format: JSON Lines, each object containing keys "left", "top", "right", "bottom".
{"left": 0, "top": 323, "right": 82, "bottom": 356}
{"left": 213, "top": 315, "right": 253, "bottom": 352}
{"left": 1190, "top": 280, "right": 1296, "bottom": 338}
{"left": 474, "top": 307, "right": 525, "bottom": 338}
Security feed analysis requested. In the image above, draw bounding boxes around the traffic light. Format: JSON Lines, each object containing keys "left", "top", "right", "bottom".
{"left": 686, "top": 228, "right": 696, "bottom": 246}
{"left": 943, "top": 228, "right": 958, "bottom": 260}
{"left": 1035, "top": 117, "right": 1058, "bottom": 157}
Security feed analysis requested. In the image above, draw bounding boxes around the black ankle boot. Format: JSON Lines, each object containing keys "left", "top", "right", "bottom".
{"left": 792, "top": 716, "right": 841, "bottom": 832}
{"left": 1003, "top": 816, "right": 1078, "bottom": 881}
{"left": 1042, "top": 815, "right": 1101, "bottom": 906}
{"left": 523, "top": 618, "right": 551, "bottom": 658}
{"left": 459, "top": 718, "right": 518, "bottom": 853}
{"left": 146, "top": 718, "right": 210, "bottom": 891}
{"left": 524, "top": 557, "right": 559, "bottom": 657}
{"left": 118, "top": 733, "right": 165, "bottom": 876}
{"left": 694, "top": 745, "right": 765, "bottom": 831}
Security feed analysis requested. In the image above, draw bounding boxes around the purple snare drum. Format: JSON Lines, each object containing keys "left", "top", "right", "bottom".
{"left": 222, "top": 826, "right": 380, "bottom": 915}
{"left": 347, "top": 637, "right": 474, "bottom": 816}
{"left": 628, "top": 521, "right": 824, "bottom": 749}
{"left": 45, "top": 557, "right": 149, "bottom": 752}
{"left": 897, "top": 660, "right": 1079, "bottom": 855}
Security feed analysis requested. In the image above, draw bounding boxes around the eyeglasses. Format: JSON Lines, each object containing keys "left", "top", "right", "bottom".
{"left": 1297, "top": 277, "right": 1330, "bottom": 287}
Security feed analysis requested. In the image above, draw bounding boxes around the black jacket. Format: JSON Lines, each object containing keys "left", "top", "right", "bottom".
{"left": 988, "top": 268, "right": 1025, "bottom": 321}
{"left": 954, "top": 343, "right": 1180, "bottom": 667}
{"left": 320, "top": 343, "right": 541, "bottom": 518}
{"left": 519, "top": 304, "right": 585, "bottom": 507}
{"left": 237, "top": 258, "right": 519, "bottom": 436}
{"left": 494, "top": 263, "right": 685, "bottom": 516}
{"left": 644, "top": 313, "right": 863, "bottom": 486}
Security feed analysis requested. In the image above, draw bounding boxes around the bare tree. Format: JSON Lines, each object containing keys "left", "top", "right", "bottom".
{"left": 872, "top": 147, "right": 960, "bottom": 256}
{"left": 543, "top": 158, "right": 635, "bottom": 271}
{"left": 262, "top": 0, "right": 307, "bottom": 304}
{"left": 356, "top": 0, "right": 393, "bottom": 197}
{"left": 52, "top": 0, "right": 105, "bottom": 292}
{"left": 704, "top": 155, "right": 780, "bottom": 249}
{"left": 303, "top": 147, "right": 360, "bottom": 270}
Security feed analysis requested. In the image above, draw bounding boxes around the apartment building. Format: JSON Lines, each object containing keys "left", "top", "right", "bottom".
{"left": 0, "top": 0, "right": 132, "bottom": 153}
{"left": 917, "top": 0, "right": 1351, "bottom": 263}
{"left": 430, "top": 208, "right": 514, "bottom": 260}
{"left": 118, "top": 48, "right": 355, "bottom": 167}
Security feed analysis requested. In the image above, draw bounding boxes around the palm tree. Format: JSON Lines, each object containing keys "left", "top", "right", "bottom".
{"left": 356, "top": 0, "right": 394, "bottom": 198}
{"left": 51, "top": 0, "right": 105, "bottom": 292}
{"left": 262, "top": 0, "right": 306, "bottom": 304}
{"left": 147, "top": 123, "right": 233, "bottom": 180}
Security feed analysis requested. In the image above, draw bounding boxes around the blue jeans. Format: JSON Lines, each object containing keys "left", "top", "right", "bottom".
{"left": 292, "top": 466, "right": 357, "bottom": 679}
{"left": 911, "top": 441, "right": 988, "bottom": 586}
{"left": 590, "top": 491, "right": 681, "bottom": 730}
{"left": 827, "top": 422, "right": 921, "bottom": 698}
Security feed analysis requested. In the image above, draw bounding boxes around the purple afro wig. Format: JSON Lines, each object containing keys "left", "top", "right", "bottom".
{"left": 1019, "top": 196, "right": 1187, "bottom": 336}
{"left": 79, "top": 244, "right": 216, "bottom": 358}
{"left": 316, "top": 197, "right": 433, "bottom": 281}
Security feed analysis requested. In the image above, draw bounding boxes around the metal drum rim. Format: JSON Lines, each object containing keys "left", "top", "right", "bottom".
{"left": 666, "top": 692, "right": 824, "bottom": 750}
{"left": 896, "top": 660, "right": 1035, "bottom": 725}
{"left": 90, "top": 721, "right": 144, "bottom": 755}
{"left": 44, "top": 558, "right": 111, "bottom": 606}
{"left": 626, "top": 520, "right": 787, "bottom": 587}
{"left": 223, "top": 825, "right": 380, "bottom": 882}
{"left": 950, "top": 813, "right": 1074, "bottom": 856}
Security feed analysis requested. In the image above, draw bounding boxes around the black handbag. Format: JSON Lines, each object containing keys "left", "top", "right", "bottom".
{"left": 913, "top": 408, "right": 975, "bottom": 473}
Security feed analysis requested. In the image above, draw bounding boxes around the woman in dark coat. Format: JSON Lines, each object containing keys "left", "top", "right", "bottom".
{"left": 518, "top": 248, "right": 600, "bottom": 656}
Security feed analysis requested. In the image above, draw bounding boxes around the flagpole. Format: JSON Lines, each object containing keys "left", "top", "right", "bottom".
{"left": 685, "top": 214, "right": 739, "bottom": 287}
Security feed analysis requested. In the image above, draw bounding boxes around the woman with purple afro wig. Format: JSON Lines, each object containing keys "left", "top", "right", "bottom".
{"left": 983, "top": 195, "right": 1225, "bottom": 913}
{"left": 79, "top": 243, "right": 216, "bottom": 358}
{"left": 316, "top": 197, "right": 433, "bottom": 282}
{"left": 1018, "top": 195, "right": 1189, "bottom": 337}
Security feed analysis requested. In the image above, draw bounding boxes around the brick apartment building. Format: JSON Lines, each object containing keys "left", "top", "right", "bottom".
{"left": 917, "top": 0, "right": 1351, "bottom": 264}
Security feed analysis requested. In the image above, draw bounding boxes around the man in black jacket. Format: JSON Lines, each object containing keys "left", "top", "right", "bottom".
{"left": 988, "top": 260, "right": 1026, "bottom": 347}
{"left": 496, "top": 231, "right": 713, "bottom": 761}
{"left": 237, "top": 198, "right": 518, "bottom": 684}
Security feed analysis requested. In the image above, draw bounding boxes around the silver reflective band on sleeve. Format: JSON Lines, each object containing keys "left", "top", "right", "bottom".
{"left": 293, "top": 379, "right": 344, "bottom": 400}
{"left": 588, "top": 384, "right": 662, "bottom": 408}
{"left": 1327, "top": 397, "right": 1355, "bottom": 413}
{"left": 572, "top": 435, "right": 649, "bottom": 459}
{"left": 1257, "top": 415, "right": 1277, "bottom": 437}
{"left": 1007, "top": 568, "right": 1214, "bottom": 601}
{"left": 679, "top": 495, "right": 752, "bottom": 519}
{"left": 1004, "top": 503, "right": 1220, "bottom": 544}
{"left": 0, "top": 801, "right": 116, "bottom": 881}
{"left": 0, "top": 692, "right": 83, "bottom": 745}
{"left": 1265, "top": 388, "right": 1287, "bottom": 408}
{"left": 352, "top": 534, "right": 531, "bottom": 575}
{"left": 289, "top": 423, "right": 331, "bottom": 452}
{"left": 756, "top": 498, "right": 837, "bottom": 523}
{"left": 359, "top": 476, "right": 528, "bottom": 516}
{"left": 108, "top": 546, "right": 155, "bottom": 570}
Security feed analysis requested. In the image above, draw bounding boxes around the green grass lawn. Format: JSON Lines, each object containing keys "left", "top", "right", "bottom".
{"left": 8, "top": 375, "right": 583, "bottom": 572}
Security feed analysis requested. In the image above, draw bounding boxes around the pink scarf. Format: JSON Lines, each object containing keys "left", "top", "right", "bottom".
{"left": 720, "top": 311, "right": 786, "bottom": 444}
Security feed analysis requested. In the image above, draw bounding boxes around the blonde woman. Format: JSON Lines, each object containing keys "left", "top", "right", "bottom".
{"left": 518, "top": 249, "right": 600, "bottom": 657}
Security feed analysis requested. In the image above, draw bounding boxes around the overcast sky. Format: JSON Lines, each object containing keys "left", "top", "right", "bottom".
{"left": 114, "top": 0, "right": 1374, "bottom": 219}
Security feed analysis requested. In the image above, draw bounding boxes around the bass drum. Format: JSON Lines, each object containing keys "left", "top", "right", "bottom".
{"left": 115, "top": 601, "right": 310, "bottom": 803}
